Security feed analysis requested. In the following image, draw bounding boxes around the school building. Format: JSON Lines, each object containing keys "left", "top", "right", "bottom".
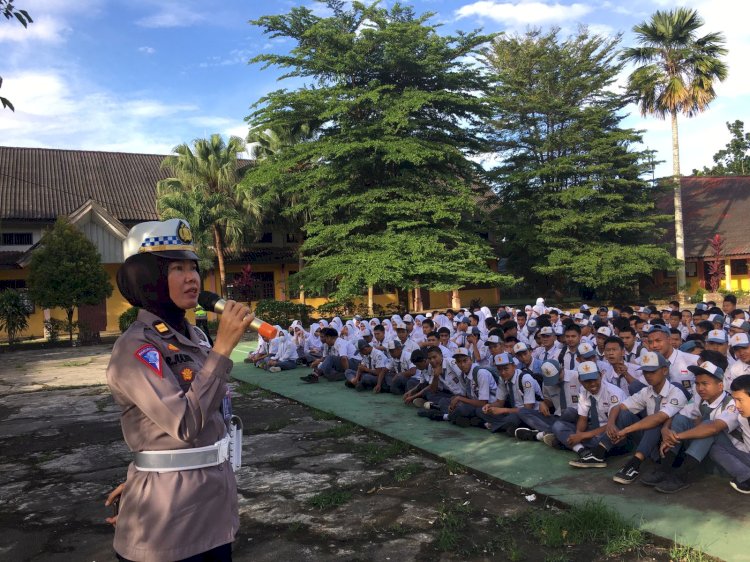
{"left": 0, "top": 146, "right": 501, "bottom": 340}
{"left": 658, "top": 176, "right": 750, "bottom": 295}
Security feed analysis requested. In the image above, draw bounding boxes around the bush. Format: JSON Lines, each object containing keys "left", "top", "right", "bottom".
{"left": 44, "top": 318, "right": 69, "bottom": 343}
{"left": 690, "top": 287, "right": 705, "bottom": 304}
{"left": 253, "top": 300, "right": 314, "bottom": 328}
{"left": 119, "top": 307, "right": 139, "bottom": 333}
{"left": 0, "top": 289, "right": 30, "bottom": 346}
{"left": 316, "top": 300, "right": 351, "bottom": 318}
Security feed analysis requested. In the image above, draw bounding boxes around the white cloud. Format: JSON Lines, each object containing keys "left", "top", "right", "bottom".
{"left": 455, "top": 1, "right": 593, "bottom": 26}
{"left": 136, "top": 4, "right": 207, "bottom": 28}
{"left": 0, "top": 15, "right": 69, "bottom": 43}
{"left": 138, "top": 46, "right": 156, "bottom": 55}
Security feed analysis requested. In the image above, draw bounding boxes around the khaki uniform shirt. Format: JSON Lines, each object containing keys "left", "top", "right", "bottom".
{"left": 107, "top": 309, "right": 238, "bottom": 562}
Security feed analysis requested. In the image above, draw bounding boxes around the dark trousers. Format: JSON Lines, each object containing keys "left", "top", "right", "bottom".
{"left": 117, "top": 543, "right": 232, "bottom": 562}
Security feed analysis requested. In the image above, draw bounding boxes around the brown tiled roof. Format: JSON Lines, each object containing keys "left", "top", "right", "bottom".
{"left": 0, "top": 251, "right": 22, "bottom": 269}
{"left": 659, "top": 176, "right": 750, "bottom": 259}
{"left": 0, "top": 146, "right": 165, "bottom": 221}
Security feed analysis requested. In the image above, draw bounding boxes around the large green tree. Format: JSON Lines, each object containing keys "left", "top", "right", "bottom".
{"left": 622, "top": 8, "right": 727, "bottom": 293}
{"left": 486, "top": 28, "right": 677, "bottom": 298}
{"left": 693, "top": 120, "right": 750, "bottom": 176}
{"left": 243, "top": 0, "right": 512, "bottom": 302}
{"left": 158, "top": 134, "right": 261, "bottom": 297}
{"left": 27, "top": 218, "right": 113, "bottom": 344}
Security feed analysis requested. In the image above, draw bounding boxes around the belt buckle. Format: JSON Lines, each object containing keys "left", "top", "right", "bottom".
{"left": 217, "top": 435, "right": 230, "bottom": 463}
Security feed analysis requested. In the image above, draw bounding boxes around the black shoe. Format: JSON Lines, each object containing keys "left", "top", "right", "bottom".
{"left": 514, "top": 427, "right": 539, "bottom": 441}
{"left": 730, "top": 478, "right": 750, "bottom": 494}
{"left": 418, "top": 410, "right": 444, "bottom": 421}
{"left": 613, "top": 459, "right": 640, "bottom": 484}
{"left": 345, "top": 380, "right": 355, "bottom": 388}
{"left": 504, "top": 424, "right": 519, "bottom": 437}
{"left": 355, "top": 383, "right": 366, "bottom": 392}
{"left": 454, "top": 416, "right": 472, "bottom": 428}
{"left": 640, "top": 466, "right": 669, "bottom": 487}
{"left": 302, "top": 374, "right": 319, "bottom": 384}
{"left": 655, "top": 473, "right": 690, "bottom": 494}
{"left": 569, "top": 450, "right": 607, "bottom": 468}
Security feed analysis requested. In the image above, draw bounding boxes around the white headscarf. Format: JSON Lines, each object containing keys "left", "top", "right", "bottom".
{"left": 330, "top": 316, "right": 343, "bottom": 332}
{"left": 532, "top": 298, "right": 545, "bottom": 318}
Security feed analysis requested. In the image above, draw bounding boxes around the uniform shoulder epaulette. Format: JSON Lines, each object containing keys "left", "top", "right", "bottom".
{"left": 153, "top": 321, "right": 171, "bottom": 335}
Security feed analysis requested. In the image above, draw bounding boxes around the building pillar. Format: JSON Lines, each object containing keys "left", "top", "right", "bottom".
{"left": 725, "top": 259, "right": 732, "bottom": 292}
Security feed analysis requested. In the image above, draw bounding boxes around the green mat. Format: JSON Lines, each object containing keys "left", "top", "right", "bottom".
{"left": 231, "top": 346, "right": 749, "bottom": 561}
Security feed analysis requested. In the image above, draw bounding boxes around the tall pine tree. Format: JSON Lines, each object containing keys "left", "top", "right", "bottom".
{"left": 243, "top": 1, "right": 513, "bottom": 301}
{"left": 485, "top": 28, "right": 677, "bottom": 298}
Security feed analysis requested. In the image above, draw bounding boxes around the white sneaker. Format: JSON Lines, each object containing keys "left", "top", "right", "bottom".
{"left": 269, "top": 366, "right": 281, "bottom": 373}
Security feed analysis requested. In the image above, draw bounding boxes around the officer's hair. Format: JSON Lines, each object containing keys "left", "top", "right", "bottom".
{"left": 724, "top": 294, "right": 738, "bottom": 306}
{"left": 564, "top": 324, "right": 581, "bottom": 334}
{"left": 604, "top": 336, "right": 624, "bottom": 349}
{"left": 425, "top": 346, "right": 442, "bottom": 357}
{"left": 422, "top": 319, "right": 434, "bottom": 328}
{"left": 730, "top": 374, "right": 750, "bottom": 395}
{"left": 373, "top": 324, "right": 385, "bottom": 333}
{"left": 437, "top": 327, "right": 451, "bottom": 336}
{"left": 696, "top": 320, "right": 715, "bottom": 332}
{"left": 699, "top": 349, "right": 729, "bottom": 371}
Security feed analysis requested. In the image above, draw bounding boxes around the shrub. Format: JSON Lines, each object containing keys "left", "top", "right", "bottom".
{"left": 0, "top": 289, "right": 30, "bottom": 346}
{"left": 691, "top": 287, "right": 705, "bottom": 304}
{"left": 253, "top": 299, "right": 314, "bottom": 328}
{"left": 44, "top": 318, "right": 69, "bottom": 343}
{"left": 118, "top": 307, "right": 139, "bottom": 333}
{"left": 316, "top": 300, "right": 351, "bottom": 318}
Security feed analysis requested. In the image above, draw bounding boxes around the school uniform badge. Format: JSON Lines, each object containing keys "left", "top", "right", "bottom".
{"left": 167, "top": 343, "right": 180, "bottom": 352}
{"left": 180, "top": 368, "right": 194, "bottom": 382}
{"left": 135, "top": 345, "right": 163, "bottom": 378}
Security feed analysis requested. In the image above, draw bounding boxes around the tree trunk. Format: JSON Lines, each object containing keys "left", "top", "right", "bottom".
{"left": 67, "top": 307, "right": 75, "bottom": 346}
{"left": 367, "top": 285, "right": 374, "bottom": 316}
{"left": 213, "top": 225, "right": 227, "bottom": 298}
{"left": 298, "top": 236, "right": 305, "bottom": 304}
{"left": 671, "top": 109, "right": 687, "bottom": 296}
{"left": 451, "top": 289, "right": 461, "bottom": 310}
{"left": 413, "top": 282, "right": 422, "bottom": 312}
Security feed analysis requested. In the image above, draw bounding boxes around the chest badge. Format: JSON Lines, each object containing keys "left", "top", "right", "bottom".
{"left": 180, "top": 368, "right": 194, "bottom": 382}
{"left": 167, "top": 343, "right": 180, "bottom": 352}
{"left": 153, "top": 322, "right": 170, "bottom": 335}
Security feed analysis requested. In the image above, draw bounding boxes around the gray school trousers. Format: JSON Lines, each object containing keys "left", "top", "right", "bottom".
{"left": 599, "top": 409, "right": 658, "bottom": 459}
{"left": 518, "top": 406, "right": 577, "bottom": 433}
{"left": 709, "top": 432, "right": 750, "bottom": 483}
{"left": 666, "top": 413, "right": 716, "bottom": 462}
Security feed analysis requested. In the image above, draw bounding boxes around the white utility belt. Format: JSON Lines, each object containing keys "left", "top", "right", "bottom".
{"left": 134, "top": 416, "right": 243, "bottom": 473}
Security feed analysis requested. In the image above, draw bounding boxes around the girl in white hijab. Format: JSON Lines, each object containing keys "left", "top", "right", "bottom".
{"left": 303, "top": 323, "right": 323, "bottom": 364}
{"left": 381, "top": 318, "right": 396, "bottom": 342}
{"left": 532, "top": 297, "right": 546, "bottom": 318}
{"left": 330, "top": 316, "right": 343, "bottom": 332}
{"left": 265, "top": 328, "right": 299, "bottom": 372}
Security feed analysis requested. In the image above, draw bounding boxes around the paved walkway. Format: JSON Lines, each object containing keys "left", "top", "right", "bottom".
{"left": 231, "top": 346, "right": 750, "bottom": 562}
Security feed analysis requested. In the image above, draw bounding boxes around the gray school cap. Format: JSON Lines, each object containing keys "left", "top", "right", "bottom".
{"left": 357, "top": 339, "right": 371, "bottom": 351}
{"left": 540, "top": 359, "right": 562, "bottom": 385}
{"left": 638, "top": 351, "right": 670, "bottom": 372}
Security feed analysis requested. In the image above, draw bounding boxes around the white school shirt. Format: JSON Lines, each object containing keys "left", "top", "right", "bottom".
{"left": 725, "top": 360, "right": 750, "bottom": 388}
{"left": 624, "top": 343, "right": 645, "bottom": 365}
{"left": 360, "top": 348, "right": 388, "bottom": 371}
{"left": 666, "top": 348, "right": 699, "bottom": 393}
{"left": 577, "top": 381, "right": 629, "bottom": 426}
{"left": 622, "top": 382, "right": 687, "bottom": 418}
{"left": 496, "top": 370, "right": 541, "bottom": 409}
{"left": 328, "top": 337, "right": 356, "bottom": 358}
{"left": 467, "top": 340, "right": 491, "bottom": 367}
{"left": 679, "top": 390, "right": 735, "bottom": 421}
{"left": 716, "top": 405, "right": 750, "bottom": 453}
{"left": 463, "top": 363, "right": 498, "bottom": 402}
{"left": 603, "top": 361, "right": 646, "bottom": 395}
{"left": 426, "top": 359, "right": 465, "bottom": 395}
{"left": 398, "top": 337, "right": 419, "bottom": 359}
{"left": 532, "top": 342, "right": 562, "bottom": 363}
{"left": 388, "top": 352, "right": 412, "bottom": 374}
{"left": 410, "top": 328, "right": 426, "bottom": 345}
{"left": 273, "top": 338, "right": 299, "bottom": 361}
{"left": 452, "top": 329, "right": 469, "bottom": 348}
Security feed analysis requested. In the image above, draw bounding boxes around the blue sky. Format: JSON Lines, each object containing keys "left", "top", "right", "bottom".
{"left": 1, "top": 0, "right": 748, "bottom": 179}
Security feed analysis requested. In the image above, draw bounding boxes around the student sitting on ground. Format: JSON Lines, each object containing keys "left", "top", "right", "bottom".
{"left": 418, "top": 347, "right": 497, "bottom": 426}
{"left": 515, "top": 359, "right": 570, "bottom": 443}
{"left": 725, "top": 333, "right": 750, "bottom": 387}
{"left": 478, "top": 352, "right": 542, "bottom": 436}
{"left": 709, "top": 374, "right": 750, "bottom": 494}
{"left": 245, "top": 333, "right": 270, "bottom": 365}
{"left": 345, "top": 339, "right": 390, "bottom": 393}
{"left": 412, "top": 346, "right": 465, "bottom": 414}
{"left": 301, "top": 327, "right": 358, "bottom": 384}
{"left": 264, "top": 329, "right": 300, "bottom": 372}
{"left": 647, "top": 352, "right": 732, "bottom": 493}
{"left": 301, "top": 323, "right": 324, "bottom": 365}
{"left": 550, "top": 361, "right": 628, "bottom": 453}
{"left": 602, "top": 336, "right": 645, "bottom": 396}
{"left": 387, "top": 340, "right": 417, "bottom": 395}
{"left": 569, "top": 351, "right": 688, "bottom": 485}
{"left": 402, "top": 350, "right": 431, "bottom": 405}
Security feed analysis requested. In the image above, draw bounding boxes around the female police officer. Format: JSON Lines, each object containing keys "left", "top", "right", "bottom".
{"left": 105, "top": 219, "right": 251, "bottom": 561}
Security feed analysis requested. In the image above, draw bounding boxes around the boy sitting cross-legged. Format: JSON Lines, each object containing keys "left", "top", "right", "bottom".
{"left": 569, "top": 351, "right": 687, "bottom": 485}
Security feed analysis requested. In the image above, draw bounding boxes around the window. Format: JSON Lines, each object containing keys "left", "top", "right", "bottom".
{"left": 685, "top": 262, "right": 697, "bottom": 277}
{"left": 0, "top": 281, "right": 34, "bottom": 313}
{"left": 2, "top": 232, "right": 32, "bottom": 245}
{"left": 286, "top": 233, "right": 299, "bottom": 243}
{"left": 731, "top": 259, "right": 749, "bottom": 276}
{"left": 226, "top": 272, "right": 274, "bottom": 301}
{"left": 258, "top": 232, "right": 273, "bottom": 244}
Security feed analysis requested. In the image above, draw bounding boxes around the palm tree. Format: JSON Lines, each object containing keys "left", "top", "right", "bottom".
{"left": 158, "top": 134, "right": 261, "bottom": 297}
{"left": 622, "top": 8, "right": 727, "bottom": 293}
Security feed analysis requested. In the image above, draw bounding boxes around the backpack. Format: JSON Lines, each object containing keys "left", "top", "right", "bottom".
{"left": 518, "top": 368, "right": 544, "bottom": 402}
{"left": 471, "top": 364, "right": 500, "bottom": 385}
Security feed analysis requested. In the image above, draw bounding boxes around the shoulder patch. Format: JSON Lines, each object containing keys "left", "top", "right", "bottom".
{"left": 135, "top": 344, "right": 163, "bottom": 378}
{"left": 167, "top": 343, "right": 180, "bottom": 352}
{"left": 524, "top": 381, "right": 532, "bottom": 388}
{"left": 727, "top": 404, "right": 737, "bottom": 413}
{"left": 153, "top": 322, "right": 170, "bottom": 335}
{"left": 670, "top": 398, "right": 679, "bottom": 405}
{"left": 610, "top": 396, "right": 619, "bottom": 404}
